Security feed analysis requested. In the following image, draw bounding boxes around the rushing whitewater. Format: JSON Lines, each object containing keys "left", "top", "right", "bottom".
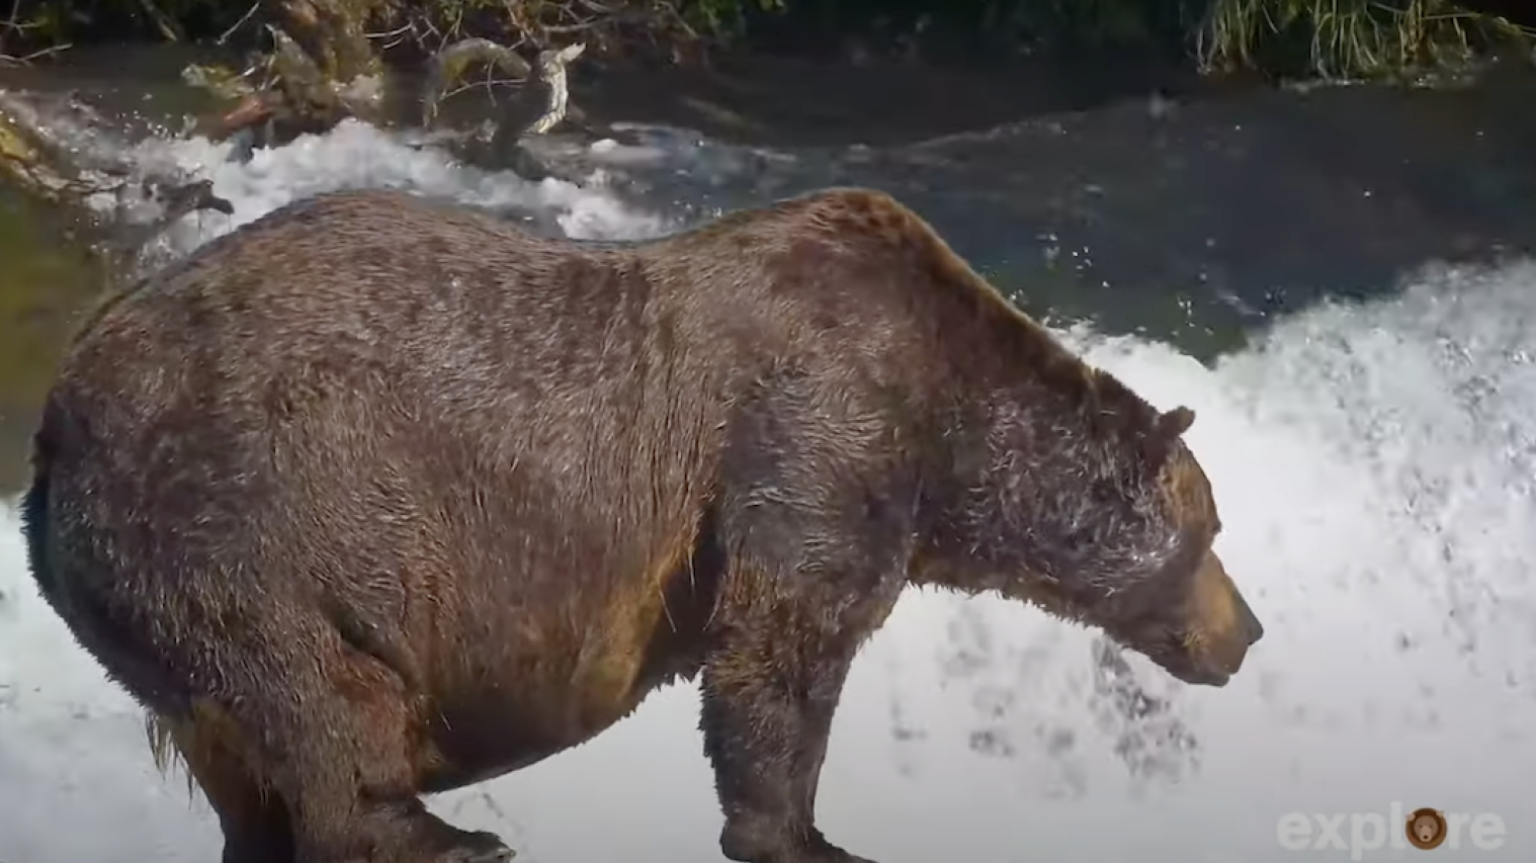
{"left": 0, "top": 119, "right": 1531, "bottom": 863}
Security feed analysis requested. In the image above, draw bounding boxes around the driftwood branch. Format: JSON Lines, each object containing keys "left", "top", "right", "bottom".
{"left": 1, "top": 0, "right": 72, "bottom": 66}
{"left": 421, "top": 37, "right": 584, "bottom": 139}
{"left": 526, "top": 42, "right": 585, "bottom": 135}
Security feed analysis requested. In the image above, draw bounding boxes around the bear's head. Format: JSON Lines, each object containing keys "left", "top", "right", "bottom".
{"left": 1057, "top": 406, "right": 1263, "bottom": 687}
{"left": 1073, "top": 406, "right": 1264, "bottom": 686}
{"left": 936, "top": 397, "right": 1264, "bottom": 688}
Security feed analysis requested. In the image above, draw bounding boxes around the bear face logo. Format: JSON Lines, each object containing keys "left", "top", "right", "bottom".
{"left": 1406, "top": 808, "right": 1447, "bottom": 850}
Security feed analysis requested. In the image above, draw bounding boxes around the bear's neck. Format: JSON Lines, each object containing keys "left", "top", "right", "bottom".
{"left": 911, "top": 372, "right": 1165, "bottom": 606}
{"left": 897, "top": 284, "right": 1171, "bottom": 600}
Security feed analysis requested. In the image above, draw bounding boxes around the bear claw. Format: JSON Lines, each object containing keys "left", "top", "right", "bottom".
{"left": 441, "top": 830, "right": 514, "bottom": 863}
{"left": 443, "top": 845, "right": 513, "bottom": 863}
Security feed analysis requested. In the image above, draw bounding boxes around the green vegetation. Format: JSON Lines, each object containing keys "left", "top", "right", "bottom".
{"left": 767, "top": 0, "right": 1535, "bottom": 78}
{"left": 1197, "top": 0, "right": 1532, "bottom": 79}
{"left": 0, "top": 0, "right": 789, "bottom": 65}
{"left": 1, "top": 0, "right": 1532, "bottom": 81}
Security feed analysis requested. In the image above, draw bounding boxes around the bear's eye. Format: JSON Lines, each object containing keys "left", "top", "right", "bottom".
{"left": 1088, "top": 477, "right": 1123, "bottom": 505}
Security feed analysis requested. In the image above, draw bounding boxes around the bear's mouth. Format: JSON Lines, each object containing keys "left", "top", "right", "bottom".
{"left": 1163, "top": 661, "right": 1231, "bottom": 688}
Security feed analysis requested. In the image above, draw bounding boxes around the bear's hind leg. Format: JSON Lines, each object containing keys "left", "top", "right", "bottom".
{"left": 700, "top": 571, "right": 901, "bottom": 863}
{"left": 189, "top": 612, "right": 512, "bottom": 863}
{"left": 154, "top": 708, "right": 295, "bottom": 863}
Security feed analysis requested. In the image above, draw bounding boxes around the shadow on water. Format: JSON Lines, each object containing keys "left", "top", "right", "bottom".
{"left": 0, "top": 191, "right": 102, "bottom": 494}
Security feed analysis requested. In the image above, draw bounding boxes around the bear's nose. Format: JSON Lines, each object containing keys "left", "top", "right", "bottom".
{"left": 1236, "top": 591, "right": 1264, "bottom": 645}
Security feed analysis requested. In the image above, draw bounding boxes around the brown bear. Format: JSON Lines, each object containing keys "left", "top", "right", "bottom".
{"left": 21, "top": 186, "right": 1263, "bottom": 863}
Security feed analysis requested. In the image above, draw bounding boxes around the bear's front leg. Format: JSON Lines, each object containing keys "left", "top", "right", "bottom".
{"left": 699, "top": 577, "right": 900, "bottom": 863}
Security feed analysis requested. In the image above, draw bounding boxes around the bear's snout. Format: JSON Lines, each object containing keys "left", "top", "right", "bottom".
{"left": 1235, "top": 588, "right": 1264, "bottom": 646}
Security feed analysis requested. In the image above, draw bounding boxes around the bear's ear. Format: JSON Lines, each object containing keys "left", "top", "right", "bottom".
{"left": 1157, "top": 406, "right": 1196, "bottom": 438}
{"left": 1141, "top": 406, "right": 1195, "bottom": 472}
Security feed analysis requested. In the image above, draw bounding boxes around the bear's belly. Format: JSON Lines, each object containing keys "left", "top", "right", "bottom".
{"left": 413, "top": 605, "right": 709, "bottom": 793}
{"left": 415, "top": 683, "right": 629, "bottom": 792}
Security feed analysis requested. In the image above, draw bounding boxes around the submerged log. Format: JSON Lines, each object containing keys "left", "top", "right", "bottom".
{"left": 0, "top": 103, "right": 59, "bottom": 199}
{"left": 0, "top": 91, "right": 101, "bottom": 207}
{"left": 0, "top": 89, "right": 234, "bottom": 277}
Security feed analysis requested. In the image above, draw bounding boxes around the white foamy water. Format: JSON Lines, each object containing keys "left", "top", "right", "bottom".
{"left": 1, "top": 120, "right": 1532, "bottom": 863}
{"left": 122, "top": 118, "right": 678, "bottom": 245}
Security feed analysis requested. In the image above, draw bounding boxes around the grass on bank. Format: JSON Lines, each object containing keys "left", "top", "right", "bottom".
{"left": 1197, "top": 0, "right": 1533, "bottom": 79}
{"left": 0, "top": 0, "right": 1532, "bottom": 80}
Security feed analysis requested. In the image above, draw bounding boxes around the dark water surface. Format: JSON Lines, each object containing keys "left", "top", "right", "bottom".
{"left": 7, "top": 50, "right": 1536, "bottom": 343}
{"left": 566, "top": 68, "right": 1536, "bottom": 358}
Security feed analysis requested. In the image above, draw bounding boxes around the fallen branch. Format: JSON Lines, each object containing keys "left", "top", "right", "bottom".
{"left": 421, "top": 38, "right": 585, "bottom": 138}
{"left": 186, "top": 12, "right": 588, "bottom": 158}
{"left": 0, "top": 0, "right": 56, "bottom": 66}
{"left": 413, "top": 38, "right": 590, "bottom": 181}
{"left": 421, "top": 37, "right": 533, "bottom": 127}
{"left": 137, "top": 0, "right": 186, "bottom": 43}
{"left": 219, "top": 1, "right": 264, "bottom": 45}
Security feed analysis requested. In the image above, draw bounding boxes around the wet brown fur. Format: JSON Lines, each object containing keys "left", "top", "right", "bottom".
{"left": 21, "top": 187, "right": 1263, "bottom": 863}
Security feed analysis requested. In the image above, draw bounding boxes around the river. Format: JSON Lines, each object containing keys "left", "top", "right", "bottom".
{"left": 0, "top": 47, "right": 1533, "bottom": 863}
